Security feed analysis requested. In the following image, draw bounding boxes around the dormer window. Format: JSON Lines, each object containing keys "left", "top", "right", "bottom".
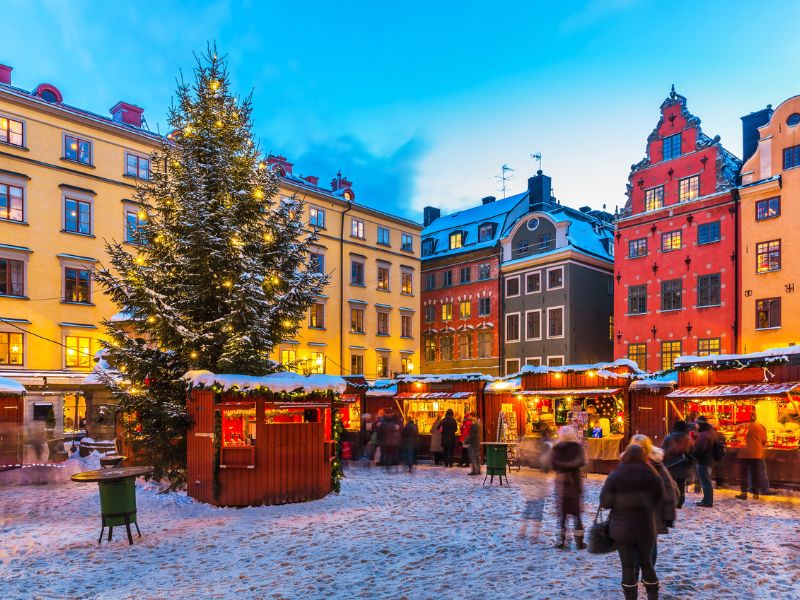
{"left": 422, "top": 239, "right": 436, "bottom": 256}
{"left": 33, "top": 83, "right": 63, "bottom": 104}
{"left": 478, "top": 223, "right": 494, "bottom": 242}
{"left": 449, "top": 231, "right": 464, "bottom": 250}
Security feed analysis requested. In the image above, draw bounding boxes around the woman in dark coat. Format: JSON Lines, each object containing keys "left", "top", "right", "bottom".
{"left": 439, "top": 409, "right": 458, "bottom": 468}
{"left": 401, "top": 417, "right": 418, "bottom": 472}
{"left": 661, "top": 420, "right": 694, "bottom": 508}
{"left": 550, "top": 426, "right": 587, "bottom": 549}
{"left": 600, "top": 442, "right": 665, "bottom": 600}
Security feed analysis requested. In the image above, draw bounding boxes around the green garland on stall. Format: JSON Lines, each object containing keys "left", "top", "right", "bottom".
{"left": 331, "top": 409, "right": 344, "bottom": 494}
{"left": 212, "top": 409, "right": 222, "bottom": 501}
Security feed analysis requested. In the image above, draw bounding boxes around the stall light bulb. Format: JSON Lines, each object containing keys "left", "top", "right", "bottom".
{"left": 190, "top": 351, "right": 198, "bottom": 359}
{"left": 587, "top": 370, "right": 596, "bottom": 377}
{"left": 414, "top": 381, "right": 422, "bottom": 389}
{"left": 135, "top": 256, "right": 145, "bottom": 265}
{"left": 555, "top": 372, "right": 562, "bottom": 379}
{"left": 222, "top": 280, "right": 233, "bottom": 288}
{"left": 146, "top": 316, "right": 156, "bottom": 324}
{"left": 253, "top": 188, "right": 264, "bottom": 200}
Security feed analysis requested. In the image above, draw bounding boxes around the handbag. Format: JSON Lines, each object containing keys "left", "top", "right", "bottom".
{"left": 587, "top": 506, "right": 616, "bottom": 554}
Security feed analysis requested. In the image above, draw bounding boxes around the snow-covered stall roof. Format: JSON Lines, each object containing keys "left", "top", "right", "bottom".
{"left": 674, "top": 346, "right": 800, "bottom": 369}
{"left": 666, "top": 383, "right": 799, "bottom": 399}
{"left": 184, "top": 370, "right": 348, "bottom": 394}
{"left": 628, "top": 371, "right": 678, "bottom": 391}
{"left": 396, "top": 373, "right": 496, "bottom": 384}
{"left": 366, "top": 379, "right": 397, "bottom": 397}
{"left": 0, "top": 375, "right": 25, "bottom": 395}
{"left": 486, "top": 377, "right": 522, "bottom": 392}
{"left": 508, "top": 359, "right": 643, "bottom": 379}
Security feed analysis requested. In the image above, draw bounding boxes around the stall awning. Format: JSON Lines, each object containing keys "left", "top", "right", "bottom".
{"left": 511, "top": 388, "right": 622, "bottom": 397}
{"left": 396, "top": 392, "right": 473, "bottom": 400}
{"left": 666, "top": 383, "right": 799, "bottom": 399}
{"left": 339, "top": 394, "right": 361, "bottom": 403}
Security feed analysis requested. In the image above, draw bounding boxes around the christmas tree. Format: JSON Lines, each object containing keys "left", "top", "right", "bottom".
{"left": 95, "top": 48, "right": 326, "bottom": 487}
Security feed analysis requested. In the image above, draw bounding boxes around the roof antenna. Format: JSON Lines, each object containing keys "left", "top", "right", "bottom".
{"left": 494, "top": 164, "right": 514, "bottom": 199}
{"left": 530, "top": 152, "right": 542, "bottom": 172}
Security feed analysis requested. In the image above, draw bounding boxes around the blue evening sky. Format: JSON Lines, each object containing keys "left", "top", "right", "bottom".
{"left": 3, "top": 0, "right": 800, "bottom": 221}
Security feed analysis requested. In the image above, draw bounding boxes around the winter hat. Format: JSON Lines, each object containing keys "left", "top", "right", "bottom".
{"left": 673, "top": 420, "right": 689, "bottom": 433}
{"left": 557, "top": 426, "right": 579, "bottom": 443}
{"left": 650, "top": 446, "right": 664, "bottom": 463}
{"left": 629, "top": 434, "right": 653, "bottom": 458}
{"left": 696, "top": 415, "right": 708, "bottom": 424}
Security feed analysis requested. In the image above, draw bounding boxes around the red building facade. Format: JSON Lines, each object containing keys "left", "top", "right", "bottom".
{"left": 614, "top": 88, "right": 742, "bottom": 372}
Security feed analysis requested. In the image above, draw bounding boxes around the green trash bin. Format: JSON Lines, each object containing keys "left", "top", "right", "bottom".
{"left": 483, "top": 444, "right": 509, "bottom": 486}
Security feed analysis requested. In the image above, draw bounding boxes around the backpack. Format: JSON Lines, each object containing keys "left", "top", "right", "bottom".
{"left": 712, "top": 437, "right": 726, "bottom": 462}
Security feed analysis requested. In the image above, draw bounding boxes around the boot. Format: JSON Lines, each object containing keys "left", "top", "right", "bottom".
{"left": 735, "top": 493, "right": 747, "bottom": 500}
{"left": 622, "top": 583, "right": 638, "bottom": 600}
{"left": 574, "top": 529, "right": 587, "bottom": 550}
{"left": 643, "top": 579, "right": 659, "bottom": 600}
{"left": 554, "top": 529, "right": 567, "bottom": 549}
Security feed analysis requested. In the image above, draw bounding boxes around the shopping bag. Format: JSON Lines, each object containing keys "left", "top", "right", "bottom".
{"left": 587, "top": 507, "right": 616, "bottom": 554}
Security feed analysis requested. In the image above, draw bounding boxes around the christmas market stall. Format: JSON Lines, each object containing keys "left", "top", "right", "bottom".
{"left": 338, "top": 376, "right": 367, "bottom": 459}
{"left": 0, "top": 376, "right": 26, "bottom": 469}
{"left": 184, "top": 370, "right": 347, "bottom": 507}
{"left": 627, "top": 372, "right": 678, "bottom": 446}
{"left": 669, "top": 347, "right": 800, "bottom": 489}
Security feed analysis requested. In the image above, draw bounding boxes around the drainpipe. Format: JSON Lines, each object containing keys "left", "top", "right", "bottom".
{"left": 339, "top": 201, "right": 353, "bottom": 375}
{"left": 733, "top": 189, "right": 740, "bottom": 353}
{"left": 497, "top": 245, "right": 505, "bottom": 376}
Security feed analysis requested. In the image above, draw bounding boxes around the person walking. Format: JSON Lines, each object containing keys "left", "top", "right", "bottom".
{"left": 551, "top": 426, "right": 587, "bottom": 550}
{"left": 429, "top": 416, "right": 443, "bottom": 465}
{"left": 661, "top": 420, "right": 694, "bottom": 508}
{"left": 735, "top": 411, "right": 768, "bottom": 500}
{"left": 401, "top": 417, "right": 418, "bottom": 472}
{"left": 466, "top": 417, "right": 482, "bottom": 475}
{"left": 600, "top": 441, "right": 665, "bottom": 600}
{"left": 459, "top": 413, "right": 473, "bottom": 467}
{"left": 691, "top": 416, "right": 717, "bottom": 507}
{"left": 440, "top": 409, "right": 458, "bottom": 468}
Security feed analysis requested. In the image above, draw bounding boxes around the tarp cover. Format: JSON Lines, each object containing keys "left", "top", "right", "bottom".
{"left": 666, "top": 383, "right": 799, "bottom": 399}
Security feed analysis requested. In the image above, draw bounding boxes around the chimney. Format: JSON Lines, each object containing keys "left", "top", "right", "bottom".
{"left": 423, "top": 206, "right": 441, "bottom": 227}
{"left": 528, "top": 170, "right": 553, "bottom": 213}
{"left": 110, "top": 101, "right": 144, "bottom": 128}
{"left": 481, "top": 196, "right": 496, "bottom": 205}
{"left": 0, "top": 64, "right": 11, "bottom": 85}
{"left": 330, "top": 171, "right": 352, "bottom": 192}
{"left": 741, "top": 105, "right": 774, "bottom": 164}
{"left": 266, "top": 154, "right": 293, "bottom": 177}
{"left": 301, "top": 175, "right": 319, "bottom": 186}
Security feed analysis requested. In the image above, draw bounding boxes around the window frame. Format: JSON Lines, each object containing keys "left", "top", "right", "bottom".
{"left": 526, "top": 271, "right": 541, "bottom": 294}
{"left": 424, "top": 273, "right": 436, "bottom": 290}
{"left": 309, "top": 302, "right": 325, "bottom": 329}
{"left": 697, "top": 273, "right": 721, "bottom": 308}
{"left": 459, "top": 299, "right": 471, "bottom": 319}
{"left": 0, "top": 256, "right": 25, "bottom": 298}
{"left": 440, "top": 335, "right": 454, "bottom": 361}
{"left": 0, "top": 179, "right": 25, "bottom": 223}
{"left": 628, "top": 238, "right": 647, "bottom": 259}
{"left": 424, "top": 336, "right": 437, "bottom": 362}
{"left": 63, "top": 266, "right": 92, "bottom": 304}
{"left": 63, "top": 133, "right": 93, "bottom": 166}
{"left": 377, "top": 311, "right": 390, "bottom": 336}
{"left": 458, "top": 332, "right": 473, "bottom": 359}
{"left": 525, "top": 309, "right": 542, "bottom": 341}
{"left": 505, "top": 312, "right": 521, "bottom": 342}
{"left": 401, "top": 269, "right": 413, "bottom": 295}
{"left": 441, "top": 302, "right": 453, "bottom": 321}
{"left": 697, "top": 221, "right": 721, "bottom": 245}
{"left": 660, "top": 279, "right": 683, "bottom": 312}
{"left": 124, "top": 152, "right": 151, "bottom": 180}
{"left": 697, "top": 338, "right": 721, "bottom": 356}
{"left": 350, "top": 257, "right": 366, "bottom": 286}
{"left": 0, "top": 330, "right": 24, "bottom": 366}
{"left": 478, "top": 223, "right": 494, "bottom": 243}
{"left": 309, "top": 206, "right": 326, "bottom": 229}
{"left": 662, "top": 133, "right": 682, "bottom": 161}
{"left": 460, "top": 266, "right": 471, "bottom": 284}
{"left": 0, "top": 114, "right": 24, "bottom": 148}
{"left": 755, "top": 297, "right": 781, "bottom": 330}
{"left": 546, "top": 356, "right": 565, "bottom": 367}
{"left": 546, "top": 266, "right": 564, "bottom": 291}
{"left": 63, "top": 194, "right": 93, "bottom": 236}
{"left": 661, "top": 230, "right": 682, "bottom": 252}
{"left": 783, "top": 144, "right": 800, "bottom": 170}
{"left": 376, "top": 353, "right": 389, "bottom": 378}
{"left": 124, "top": 207, "right": 146, "bottom": 244}
{"left": 477, "top": 331, "right": 492, "bottom": 359}
{"left": 350, "top": 306, "right": 365, "bottom": 333}
{"left": 505, "top": 276, "right": 520, "bottom": 298}
{"left": 478, "top": 263, "right": 491, "bottom": 280}
{"left": 644, "top": 186, "right": 664, "bottom": 212}
{"left": 377, "top": 226, "right": 391, "bottom": 246}
{"left": 628, "top": 284, "right": 647, "bottom": 315}
{"left": 424, "top": 304, "right": 436, "bottom": 323}
{"left": 350, "top": 218, "right": 365, "bottom": 239}
{"left": 64, "top": 334, "right": 93, "bottom": 369}
{"left": 449, "top": 231, "right": 463, "bottom": 250}
{"left": 505, "top": 358, "right": 520, "bottom": 375}
{"left": 478, "top": 297, "right": 491, "bottom": 317}
{"left": 547, "top": 305, "right": 565, "bottom": 339}
{"left": 660, "top": 340, "right": 681, "bottom": 371}
{"left": 401, "top": 314, "right": 413, "bottom": 338}
{"left": 377, "top": 264, "right": 390, "bottom": 291}
{"left": 401, "top": 232, "right": 413, "bottom": 252}
{"left": 350, "top": 353, "right": 364, "bottom": 375}
{"left": 755, "top": 197, "right": 780, "bottom": 221}
{"left": 755, "top": 239, "right": 781, "bottom": 273}
{"left": 627, "top": 343, "right": 646, "bottom": 370}
{"left": 678, "top": 174, "right": 700, "bottom": 202}
{"left": 442, "top": 270, "right": 453, "bottom": 287}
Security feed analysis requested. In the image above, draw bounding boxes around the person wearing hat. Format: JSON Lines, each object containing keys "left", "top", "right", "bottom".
{"left": 550, "top": 426, "right": 587, "bottom": 550}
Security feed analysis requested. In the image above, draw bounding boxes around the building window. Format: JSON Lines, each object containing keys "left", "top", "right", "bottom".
{"left": 310, "top": 351, "right": 325, "bottom": 374}
{"left": 478, "top": 263, "right": 491, "bottom": 280}
{"left": 377, "top": 226, "right": 391, "bottom": 246}
{"left": 65, "top": 335, "right": 92, "bottom": 368}
{"left": 547, "top": 356, "right": 564, "bottom": 367}
{"left": 756, "top": 240, "right": 781, "bottom": 273}
{"left": 400, "top": 356, "right": 412, "bottom": 374}
{"left": 309, "top": 303, "right": 325, "bottom": 328}
{"left": 309, "top": 206, "right": 326, "bottom": 228}
{"left": 350, "top": 259, "right": 365, "bottom": 285}
{"left": 678, "top": 175, "right": 700, "bottom": 202}
{"left": 661, "top": 230, "right": 682, "bottom": 252}
{"left": 377, "top": 312, "right": 390, "bottom": 335}
{"left": 280, "top": 349, "right": 297, "bottom": 365}
{"left": 660, "top": 341, "right": 681, "bottom": 371}
{"left": 310, "top": 252, "right": 325, "bottom": 275}
{"left": 442, "top": 271, "right": 453, "bottom": 287}
{"left": 376, "top": 354, "right": 389, "bottom": 378}
{"left": 537, "top": 233, "right": 552, "bottom": 250}
{"left": 526, "top": 272, "right": 541, "bottom": 293}
{"left": 756, "top": 298, "right": 781, "bottom": 329}
{"left": 525, "top": 310, "right": 541, "bottom": 340}
{"left": 697, "top": 221, "right": 721, "bottom": 245}
{"left": 64, "top": 267, "right": 91, "bottom": 304}
{"left": 756, "top": 197, "right": 780, "bottom": 221}
{"left": 459, "top": 300, "right": 471, "bottom": 319}
{"left": 422, "top": 239, "right": 435, "bottom": 256}
{"left": 401, "top": 314, "right": 413, "bottom": 338}
{"left": 350, "top": 354, "right": 364, "bottom": 375}
{"left": 547, "top": 267, "right": 564, "bottom": 290}
{"left": 0, "top": 332, "right": 23, "bottom": 365}
{"left": 449, "top": 232, "right": 463, "bottom": 250}
{"left": 460, "top": 266, "right": 471, "bottom": 283}
{"left": 401, "top": 233, "right": 413, "bottom": 252}
{"left": 0, "top": 182, "right": 24, "bottom": 222}
{"left": 0, "top": 258, "right": 24, "bottom": 297}
{"left": 506, "top": 313, "right": 520, "bottom": 342}
{"left": 440, "top": 335, "right": 454, "bottom": 361}
{"left": 645, "top": 186, "right": 664, "bottom": 212}
{"left": 505, "top": 359, "right": 520, "bottom": 374}
{"left": 424, "top": 336, "right": 437, "bottom": 362}
{"left": 697, "top": 274, "right": 721, "bottom": 307}
{"left": 697, "top": 338, "right": 721, "bottom": 356}
{"left": 125, "top": 209, "right": 146, "bottom": 244}
{"left": 478, "top": 297, "right": 490, "bottom": 316}
{"left": 505, "top": 277, "right": 520, "bottom": 297}
{"left": 401, "top": 270, "right": 413, "bottom": 295}
{"left": 660, "top": 279, "right": 682, "bottom": 311}
{"left": 783, "top": 144, "right": 800, "bottom": 170}
{"left": 351, "top": 218, "right": 365, "bottom": 239}
{"left": 662, "top": 133, "right": 682, "bottom": 161}
{"left": 609, "top": 315, "right": 614, "bottom": 341}
{"left": 478, "top": 223, "right": 494, "bottom": 242}
{"left": 0, "top": 116, "right": 23, "bottom": 147}
{"left": 350, "top": 307, "right": 365, "bottom": 333}
{"left": 424, "top": 305, "right": 436, "bottom": 322}
{"left": 547, "top": 307, "right": 564, "bottom": 338}
{"left": 525, "top": 357, "right": 542, "bottom": 367}
{"left": 628, "top": 285, "right": 647, "bottom": 315}
{"left": 64, "top": 197, "right": 92, "bottom": 235}
{"left": 628, "top": 238, "right": 648, "bottom": 258}
{"left": 424, "top": 273, "right": 436, "bottom": 290}
{"left": 64, "top": 135, "right": 92, "bottom": 165}
{"left": 377, "top": 265, "right": 390, "bottom": 290}
{"left": 514, "top": 240, "right": 529, "bottom": 257}
{"left": 628, "top": 343, "right": 646, "bottom": 370}
{"left": 459, "top": 333, "right": 472, "bottom": 359}
{"left": 125, "top": 153, "right": 150, "bottom": 180}
{"left": 441, "top": 302, "right": 453, "bottom": 321}
{"left": 478, "top": 332, "right": 492, "bottom": 358}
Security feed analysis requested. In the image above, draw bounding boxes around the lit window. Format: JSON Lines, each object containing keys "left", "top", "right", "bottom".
{"left": 351, "top": 218, "right": 365, "bottom": 239}
{"left": 0, "top": 183, "right": 24, "bottom": 222}
{"left": 400, "top": 356, "right": 412, "bottom": 374}
{"left": 424, "top": 336, "right": 437, "bottom": 362}
{"left": 660, "top": 341, "right": 681, "bottom": 371}
{"left": 662, "top": 133, "right": 682, "bottom": 161}
{"left": 309, "top": 207, "right": 326, "bottom": 228}
{"left": 310, "top": 352, "right": 325, "bottom": 374}
{"left": 756, "top": 240, "right": 781, "bottom": 273}
{"left": 756, "top": 298, "right": 781, "bottom": 329}
{"left": 449, "top": 232, "right": 463, "bottom": 250}
{"left": 401, "top": 270, "right": 413, "bottom": 294}
{"left": 441, "top": 302, "right": 453, "bottom": 321}
{"left": 401, "top": 233, "right": 413, "bottom": 252}
{"left": 377, "top": 265, "right": 390, "bottom": 290}
{"left": 628, "top": 344, "right": 646, "bottom": 370}
{"left": 64, "top": 268, "right": 91, "bottom": 304}
{"left": 125, "top": 153, "right": 150, "bottom": 180}
{"left": 377, "top": 312, "right": 390, "bottom": 336}
{"left": 376, "top": 354, "right": 389, "bottom": 378}
{"left": 309, "top": 303, "right": 325, "bottom": 328}
{"left": 459, "top": 300, "right": 471, "bottom": 319}
{"left": 678, "top": 175, "right": 699, "bottom": 202}
{"left": 401, "top": 314, "right": 413, "bottom": 338}
{"left": 377, "top": 226, "right": 390, "bottom": 246}
{"left": 697, "top": 338, "right": 721, "bottom": 356}
{"left": 629, "top": 238, "right": 647, "bottom": 258}
{"left": 645, "top": 186, "right": 664, "bottom": 211}
{"left": 0, "top": 332, "right": 23, "bottom": 365}
{"left": 661, "top": 230, "right": 682, "bottom": 252}
{"left": 756, "top": 197, "right": 780, "bottom": 221}
{"left": 350, "top": 307, "right": 365, "bottom": 333}
{"left": 64, "top": 135, "right": 92, "bottom": 165}
{"left": 65, "top": 336, "right": 92, "bottom": 368}
{"left": 280, "top": 349, "right": 296, "bottom": 365}
{"left": 0, "top": 116, "right": 23, "bottom": 147}
{"left": 64, "top": 198, "right": 91, "bottom": 234}
{"left": 0, "top": 258, "right": 24, "bottom": 296}
{"left": 350, "top": 354, "right": 364, "bottom": 375}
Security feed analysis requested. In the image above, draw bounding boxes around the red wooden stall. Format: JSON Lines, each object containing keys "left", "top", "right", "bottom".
{"left": 0, "top": 384, "right": 25, "bottom": 469}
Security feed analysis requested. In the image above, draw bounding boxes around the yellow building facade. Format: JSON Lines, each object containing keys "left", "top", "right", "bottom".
{"left": 739, "top": 96, "right": 800, "bottom": 352}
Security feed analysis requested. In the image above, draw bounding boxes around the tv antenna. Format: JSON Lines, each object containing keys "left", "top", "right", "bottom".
{"left": 495, "top": 164, "right": 515, "bottom": 198}
{"left": 530, "top": 152, "right": 542, "bottom": 172}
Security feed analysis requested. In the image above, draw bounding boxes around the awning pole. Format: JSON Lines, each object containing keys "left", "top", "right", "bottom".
{"left": 669, "top": 399, "right": 684, "bottom": 421}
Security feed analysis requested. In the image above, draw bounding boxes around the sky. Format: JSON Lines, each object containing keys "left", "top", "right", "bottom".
{"left": 3, "top": 0, "right": 800, "bottom": 222}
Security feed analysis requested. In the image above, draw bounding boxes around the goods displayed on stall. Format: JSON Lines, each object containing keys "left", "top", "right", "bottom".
{"left": 496, "top": 406, "right": 520, "bottom": 469}
{"left": 400, "top": 394, "right": 476, "bottom": 435}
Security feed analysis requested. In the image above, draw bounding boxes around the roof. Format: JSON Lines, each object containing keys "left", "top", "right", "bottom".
{"left": 666, "top": 383, "right": 799, "bottom": 399}
{"left": 397, "top": 373, "right": 495, "bottom": 383}
{"left": 503, "top": 388, "right": 623, "bottom": 397}
{"left": 396, "top": 392, "right": 474, "bottom": 400}
{"left": 629, "top": 371, "right": 678, "bottom": 391}
{"left": 183, "top": 370, "right": 348, "bottom": 394}
{"left": 0, "top": 375, "right": 26, "bottom": 395}
{"left": 509, "top": 359, "right": 643, "bottom": 379}
{"left": 674, "top": 346, "right": 800, "bottom": 369}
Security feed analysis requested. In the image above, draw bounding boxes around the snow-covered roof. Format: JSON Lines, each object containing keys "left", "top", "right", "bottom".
{"left": 629, "top": 371, "right": 678, "bottom": 391}
{"left": 82, "top": 350, "right": 117, "bottom": 386}
{"left": 109, "top": 311, "right": 136, "bottom": 323}
{"left": 397, "top": 373, "right": 496, "bottom": 384}
{"left": 183, "top": 370, "right": 348, "bottom": 394}
{"left": 0, "top": 375, "right": 26, "bottom": 395}
{"left": 673, "top": 346, "right": 800, "bottom": 369}
{"left": 509, "top": 359, "right": 643, "bottom": 378}
{"left": 486, "top": 377, "right": 521, "bottom": 392}
{"left": 667, "top": 383, "right": 799, "bottom": 399}
{"left": 366, "top": 379, "right": 397, "bottom": 396}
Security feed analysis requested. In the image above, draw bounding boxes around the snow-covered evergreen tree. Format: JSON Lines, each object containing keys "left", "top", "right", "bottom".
{"left": 95, "top": 48, "right": 326, "bottom": 487}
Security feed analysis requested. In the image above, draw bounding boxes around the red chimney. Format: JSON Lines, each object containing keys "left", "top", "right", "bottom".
{"left": 0, "top": 64, "right": 11, "bottom": 85}
{"left": 266, "top": 154, "right": 293, "bottom": 177}
{"left": 301, "top": 175, "right": 319, "bottom": 186}
{"left": 110, "top": 101, "right": 144, "bottom": 128}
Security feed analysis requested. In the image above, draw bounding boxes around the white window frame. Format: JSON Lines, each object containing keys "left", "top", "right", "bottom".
{"left": 505, "top": 358, "right": 520, "bottom": 375}
{"left": 351, "top": 218, "right": 365, "bottom": 239}
{"left": 546, "top": 266, "right": 564, "bottom": 291}
{"left": 546, "top": 305, "right": 565, "bottom": 339}
{"left": 505, "top": 311, "right": 521, "bottom": 343}
{"left": 505, "top": 275, "right": 521, "bottom": 298}
{"left": 525, "top": 357, "right": 542, "bottom": 367}
{"left": 309, "top": 206, "right": 326, "bottom": 229}
{"left": 0, "top": 172, "right": 27, "bottom": 223}
{"left": 524, "top": 308, "right": 543, "bottom": 341}
{"left": 525, "top": 271, "right": 541, "bottom": 294}
{"left": 546, "top": 355, "right": 565, "bottom": 367}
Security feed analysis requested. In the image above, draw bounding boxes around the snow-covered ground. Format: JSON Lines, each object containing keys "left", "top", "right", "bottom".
{"left": 2, "top": 457, "right": 799, "bottom": 600}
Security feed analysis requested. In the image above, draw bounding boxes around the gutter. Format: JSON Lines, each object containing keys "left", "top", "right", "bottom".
{"left": 339, "top": 201, "right": 353, "bottom": 375}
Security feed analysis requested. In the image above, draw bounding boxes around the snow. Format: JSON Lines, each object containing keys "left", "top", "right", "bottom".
{"left": 510, "top": 358, "right": 643, "bottom": 378}
{"left": 629, "top": 371, "right": 678, "bottom": 391}
{"left": 674, "top": 345, "right": 800, "bottom": 368}
{"left": 397, "top": 372, "right": 496, "bottom": 383}
{"left": 109, "top": 311, "right": 136, "bottom": 322}
{"left": 486, "top": 377, "right": 522, "bottom": 391}
{"left": 0, "top": 375, "right": 25, "bottom": 394}
{"left": 2, "top": 465, "right": 799, "bottom": 599}
{"left": 183, "top": 370, "right": 348, "bottom": 394}
{"left": 366, "top": 379, "right": 397, "bottom": 396}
